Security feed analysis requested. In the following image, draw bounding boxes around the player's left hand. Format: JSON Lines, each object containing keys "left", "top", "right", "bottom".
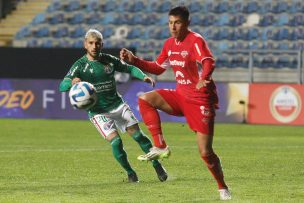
{"left": 143, "top": 76, "right": 155, "bottom": 87}
{"left": 196, "top": 79, "right": 210, "bottom": 90}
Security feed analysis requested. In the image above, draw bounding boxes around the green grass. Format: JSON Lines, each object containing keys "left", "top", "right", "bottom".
{"left": 0, "top": 119, "right": 303, "bottom": 202}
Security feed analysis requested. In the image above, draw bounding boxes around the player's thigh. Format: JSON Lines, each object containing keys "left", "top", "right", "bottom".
{"left": 140, "top": 89, "right": 183, "bottom": 116}
{"left": 184, "top": 103, "right": 215, "bottom": 136}
{"left": 115, "top": 103, "right": 139, "bottom": 133}
{"left": 90, "top": 114, "right": 119, "bottom": 140}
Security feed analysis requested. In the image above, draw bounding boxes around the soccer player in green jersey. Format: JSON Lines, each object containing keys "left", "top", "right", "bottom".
{"left": 59, "top": 29, "right": 168, "bottom": 183}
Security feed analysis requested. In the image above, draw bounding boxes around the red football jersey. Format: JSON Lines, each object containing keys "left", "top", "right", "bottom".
{"left": 156, "top": 31, "right": 218, "bottom": 107}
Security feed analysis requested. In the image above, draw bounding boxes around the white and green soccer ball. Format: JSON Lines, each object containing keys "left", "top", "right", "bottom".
{"left": 69, "top": 81, "right": 97, "bottom": 110}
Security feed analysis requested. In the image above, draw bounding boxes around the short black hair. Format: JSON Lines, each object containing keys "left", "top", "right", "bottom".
{"left": 168, "top": 5, "right": 190, "bottom": 22}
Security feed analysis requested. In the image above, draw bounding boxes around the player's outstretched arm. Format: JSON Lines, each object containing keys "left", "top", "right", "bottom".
{"left": 120, "top": 48, "right": 165, "bottom": 75}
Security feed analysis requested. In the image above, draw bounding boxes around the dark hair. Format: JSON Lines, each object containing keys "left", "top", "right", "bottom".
{"left": 168, "top": 5, "right": 190, "bottom": 22}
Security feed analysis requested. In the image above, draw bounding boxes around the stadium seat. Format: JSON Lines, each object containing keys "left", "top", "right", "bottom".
{"left": 31, "top": 13, "right": 46, "bottom": 25}
{"left": 229, "top": 14, "right": 246, "bottom": 27}
{"left": 288, "top": 14, "right": 304, "bottom": 27}
{"left": 67, "top": 12, "right": 85, "bottom": 25}
{"left": 188, "top": 1, "right": 201, "bottom": 13}
{"left": 126, "top": 26, "right": 143, "bottom": 39}
{"left": 52, "top": 26, "right": 69, "bottom": 38}
{"left": 34, "top": 26, "right": 50, "bottom": 38}
{"left": 272, "top": 1, "right": 289, "bottom": 13}
{"left": 69, "top": 26, "right": 86, "bottom": 38}
{"left": 86, "top": 13, "right": 101, "bottom": 25}
{"left": 15, "top": 26, "right": 31, "bottom": 39}
{"left": 48, "top": 12, "right": 65, "bottom": 24}
{"left": 85, "top": 0, "right": 99, "bottom": 12}
{"left": 214, "top": 14, "right": 230, "bottom": 26}
{"left": 243, "top": 1, "right": 259, "bottom": 13}
{"left": 213, "top": 1, "right": 229, "bottom": 13}
{"left": 46, "top": 1, "right": 62, "bottom": 12}
{"left": 102, "top": 0, "right": 117, "bottom": 12}
{"left": 64, "top": 1, "right": 81, "bottom": 12}
{"left": 275, "top": 13, "right": 289, "bottom": 26}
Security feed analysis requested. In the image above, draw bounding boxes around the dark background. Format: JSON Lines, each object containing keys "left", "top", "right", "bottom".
{"left": 0, "top": 47, "right": 134, "bottom": 79}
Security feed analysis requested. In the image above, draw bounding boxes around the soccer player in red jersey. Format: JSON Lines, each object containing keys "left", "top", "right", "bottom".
{"left": 120, "top": 6, "right": 231, "bottom": 200}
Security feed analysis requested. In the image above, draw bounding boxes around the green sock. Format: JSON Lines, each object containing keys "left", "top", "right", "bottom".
{"left": 131, "top": 130, "right": 161, "bottom": 167}
{"left": 110, "top": 136, "right": 135, "bottom": 175}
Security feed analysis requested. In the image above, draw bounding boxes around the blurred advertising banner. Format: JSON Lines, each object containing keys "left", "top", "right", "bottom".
{"left": 248, "top": 84, "right": 304, "bottom": 125}
{"left": 0, "top": 79, "right": 247, "bottom": 123}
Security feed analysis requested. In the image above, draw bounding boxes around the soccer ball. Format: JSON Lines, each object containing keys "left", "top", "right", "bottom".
{"left": 69, "top": 81, "right": 97, "bottom": 110}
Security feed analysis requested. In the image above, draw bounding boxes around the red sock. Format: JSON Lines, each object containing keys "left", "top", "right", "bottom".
{"left": 138, "top": 98, "right": 167, "bottom": 148}
{"left": 202, "top": 152, "right": 228, "bottom": 189}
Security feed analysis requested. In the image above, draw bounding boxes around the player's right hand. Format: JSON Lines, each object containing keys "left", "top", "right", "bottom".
{"left": 143, "top": 76, "right": 156, "bottom": 87}
{"left": 120, "top": 48, "right": 135, "bottom": 64}
{"left": 72, "top": 77, "right": 81, "bottom": 85}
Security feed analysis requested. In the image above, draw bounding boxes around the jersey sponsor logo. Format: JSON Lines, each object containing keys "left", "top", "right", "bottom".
{"left": 95, "top": 81, "right": 114, "bottom": 92}
{"left": 177, "top": 79, "right": 192, "bottom": 84}
{"left": 175, "top": 71, "right": 184, "bottom": 78}
{"left": 181, "top": 51, "right": 188, "bottom": 58}
{"left": 269, "top": 85, "right": 302, "bottom": 123}
{"left": 172, "top": 51, "right": 180, "bottom": 55}
{"left": 169, "top": 59, "right": 185, "bottom": 68}
{"left": 168, "top": 50, "right": 171, "bottom": 56}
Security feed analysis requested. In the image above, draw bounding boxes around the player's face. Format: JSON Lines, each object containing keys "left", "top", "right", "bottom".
{"left": 168, "top": 15, "right": 189, "bottom": 41}
{"left": 84, "top": 36, "right": 102, "bottom": 60}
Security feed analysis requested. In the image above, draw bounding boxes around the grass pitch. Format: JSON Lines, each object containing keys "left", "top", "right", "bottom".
{"left": 0, "top": 119, "right": 303, "bottom": 202}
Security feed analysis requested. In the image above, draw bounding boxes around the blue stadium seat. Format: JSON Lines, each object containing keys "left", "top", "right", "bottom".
{"left": 85, "top": 0, "right": 99, "bottom": 12}
{"left": 188, "top": 1, "right": 201, "bottom": 13}
{"left": 243, "top": 1, "right": 259, "bottom": 13}
{"left": 215, "top": 54, "right": 230, "bottom": 68}
{"left": 157, "top": 1, "right": 172, "bottom": 13}
{"left": 64, "top": 1, "right": 81, "bottom": 12}
{"left": 130, "top": 1, "right": 145, "bottom": 12}
{"left": 213, "top": 1, "right": 229, "bottom": 13}
{"left": 41, "top": 39, "right": 54, "bottom": 48}
{"left": 289, "top": 1, "right": 303, "bottom": 13}
{"left": 69, "top": 26, "right": 86, "bottom": 38}
{"left": 214, "top": 14, "right": 230, "bottom": 26}
{"left": 71, "top": 39, "right": 83, "bottom": 48}
{"left": 101, "top": 12, "right": 116, "bottom": 24}
{"left": 26, "top": 38, "right": 39, "bottom": 47}
{"left": 288, "top": 14, "right": 304, "bottom": 26}
{"left": 34, "top": 27, "right": 50, "bottom": 38}
{"left": 126, "top": 26, "right": 143, "bottom": 39}
{"left": 229, "top": 1, "right": 243, "bottom": 13}
{"left": 273, "top": 28, "right": 290, "bottom": 40}
{"left": 272, "top": 1, "right": 289, "bottom": 13}
{"left": 259, "top": 1, "right": 272, "bottom": 14}
{"left": 48, "top": 12, "right": 65, "bottom": 24}
{"left": 52, "top": 26, "right": 69, "bottom": 38}
{"left": 15, "top": 26, "right": 31, "bottom": 39}
{"left": 191, "top": 14, "right": 202, "bottom": 25}
{"left": 289, "top": 28, "right": 304, "bottom": 40}
{"left": 274, "top": 13, "right": 289, "bottom": 26}
{"left": 31, "top": 13, "right": 46, "bottom": 25}
{"left": 68, "top": 12, "right": 85, "bottom": 24}
{"left": 245, "top": 28, "right": 260, "bottom": 41}
{"left": 201, "top": 15, "right": 215, "bottom": 26}
{"left": 229, "top": 14, "right": 246, "bottom": 27}
{"left": 258, "top": 14, "right": 275, "bottom": 26}
{"left": 47, "top": 1, "right": 62, "bottom": 12}
{"left": 86, "top": 13, "right": 101, "bottom": 25}
{"left": 102, "top": 0, "right": 117, "bottom": 12}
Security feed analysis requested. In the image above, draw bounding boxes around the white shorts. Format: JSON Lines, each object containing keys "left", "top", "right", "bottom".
{"left": 90, "top": 103, "right": 138, "bottom": 139}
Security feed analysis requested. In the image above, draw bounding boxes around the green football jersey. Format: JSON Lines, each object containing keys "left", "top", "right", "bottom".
{"left": 59, "top": 53, "right": 147, "bottom": 116}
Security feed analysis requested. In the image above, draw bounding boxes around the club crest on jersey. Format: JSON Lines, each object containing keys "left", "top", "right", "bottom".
{"left": 104, "top": 63, "right": 113, "bottom": 74}
{"left": 181, "top": 51, "right": 188, "bottom": 58}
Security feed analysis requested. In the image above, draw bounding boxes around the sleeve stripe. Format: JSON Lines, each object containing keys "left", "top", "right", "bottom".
{"left": 194, "top": 43, "right": 201, "bottom": 56}
{"left": 201, "top": 57, "right": 215, "bottom": 62}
